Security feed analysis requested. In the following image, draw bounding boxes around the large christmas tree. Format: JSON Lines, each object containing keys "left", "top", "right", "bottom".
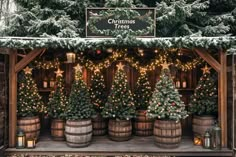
{"left": 189, "top": 65, "right": 218, "bottom": 116}
{"left": 146, "top": 62, "right": 188, "bottom": 121}
{"left": 17, "top": 66, "right": 44, "bottom": 117}
{"left": 89, "top": 68, "right": 107, "bottom": 113}
{"left": 48, "top": 68, "right": 67, "bottom": 119}
{"left": 102, "top": 63, "right": 135, "bottom": 120}
{"left": 66, "top": 64, "right": 94, "bottom": 120}
{"left": 134, "top": 68, "right": 152, "bottom": 110}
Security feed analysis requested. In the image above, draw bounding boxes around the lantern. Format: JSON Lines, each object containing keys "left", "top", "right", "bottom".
{"left": 203, "top": 131, "right": 211, "bottom": 149}
{"left": 26, "top": 138, "right": 36, "bottom": 149}
{"left": 66, "top": 52, "right": 76, "bottom": 63}
{"left": 211, "top": 122, "right": 221, "bottom": 150}
{"left": 182, "top": 79, "right": 187, "bottom": 88}
{"left": 193, "top": 135, "right": 202, "bottom": 146}
{"left": 43, "top": 77, "right": 48, "bottom": 88}
{"left": 49, "top": 78, "right": 55, "bottom": 88}
{"left": 16, "top": 130, "right": 25, "bottom": 149}
{"left": 175, "top": 79, "right": 181, "bottom": 88}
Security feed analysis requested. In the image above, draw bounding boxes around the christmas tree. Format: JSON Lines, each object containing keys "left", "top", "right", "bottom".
{"left": 146, "top": 62, "right": 188, "bottom": 121}
{"left": 134, "top": 68, "right": 152, "bottom": 110}
{"left": 17, "top": 66, "right": 44, "bottom": 117}
{"left": 48, "top": 68, "right": 67, "bottom": 119}
{"left": 189, "top": 65, "right": 217, "bottom": 116}
{"left": 89, "top": 68, "right": 107, "bottom": 113}
{"left": 66, "top": 64, "right": 94, "bottom": 120}
{"left": 102, "top": 63, "right": 135, "bottom": 120}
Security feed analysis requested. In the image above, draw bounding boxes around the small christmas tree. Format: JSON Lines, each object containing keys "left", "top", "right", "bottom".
{"left": 66, "top": 64, "right": 94, "bottom": 120}
{"left": 102, "top": 63, "right": 135, "bottom": 120}
{"left": 17, "top": 66, "right": 44, "bottom": 117}
{"left": 89, "top": 68, "right": 107, "bottom": 112}
{"left": 189, "top": 65, "right": 217, "bottom": 115}
{"left": 146, "top": 62, "right": 188, "bottom": 121}
{"left": 48, "top": 68, "right": 68, "bottom": 119}
{"left": 134, "top": 68, "right": 152, "bottom": 110}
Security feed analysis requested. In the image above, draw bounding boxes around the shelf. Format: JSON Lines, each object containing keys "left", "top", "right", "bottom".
{"left": 177, "top": 88, "right": 195, "bottom": 92}
{"left": 38, "top": 88, "right": 52, "bottom": 92}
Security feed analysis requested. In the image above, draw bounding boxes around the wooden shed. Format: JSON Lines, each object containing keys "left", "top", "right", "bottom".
{"left": 0, "top": 36, "right": 235, "bottom": 157}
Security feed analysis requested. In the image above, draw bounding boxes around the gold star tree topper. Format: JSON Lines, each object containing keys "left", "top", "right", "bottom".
{"left": 116, "top": 62, "right": 124, "bottom": 70}
{"left": 74, "top": 64, "right": 82, "bottom": 73}
{"left": 201, "top": 65, "right": 211, "bottom": 74}
{"left": 23, "top": 66, "right": 32, "bottom": 75}
{"left": 54, "top": 68, "right": 64, "bottom": 77}
{"left": 161, "top": 61, "right": 170, "bottom": 70}
{"left": 94, "top": 67, "right": 100, "bottom": 73}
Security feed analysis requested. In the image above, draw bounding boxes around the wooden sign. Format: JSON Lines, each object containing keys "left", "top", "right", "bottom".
{"left": 86, "top": 8, "right": 156, "bottom": 37}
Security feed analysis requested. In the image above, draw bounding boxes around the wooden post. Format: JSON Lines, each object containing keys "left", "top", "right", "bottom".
{"left": 219, "top": 50, "right": 227, "bottom": 147}
{"left": 195, "top": 48, "right": 227, "bottom": 147}
{"left": 9, "top": 49, "right": 17, "bottom": 147}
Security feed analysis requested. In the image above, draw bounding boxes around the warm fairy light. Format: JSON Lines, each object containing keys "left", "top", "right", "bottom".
{"left": 34, "top": 58, "right": 60, "bottom": 69}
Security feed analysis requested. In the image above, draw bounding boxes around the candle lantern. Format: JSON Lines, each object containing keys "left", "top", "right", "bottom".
{"left": 193, "top": 135, "right": 202, "bottom": 146}
{"left": 175, "top": 79, "right": 181, "bottom": 88}
{"left": 182, "top": 79, "right": 187, "bottom": 88}
{"left": 211, "top": 122, "right": 221, "bottom": 150}
{"left": 43, "top": 77, "right": 48, "bottom": 88}
{"left": 26, "top": 138, "right": 36, "bottom": 149}
{"left": 49, "top": 78, "right": 55, "bottom": 88}
{"left": 16, "top": 129, "right": 25, "bottom": 149}
{"left": 66, "top": 52, "right": 76, "bottom": 63}
{"left": 203, "top": 130, "right": 211, "bottom": 149}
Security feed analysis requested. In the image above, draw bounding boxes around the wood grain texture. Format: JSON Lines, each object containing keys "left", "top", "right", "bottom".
{"left": 219, "top": 50, "right": 227, "bottom": 147}
{"left": 9, "top": 49, "right": 17, "bottom": 147}
{"left": 194, "top": 48, "right": 220, "bottom": 72}
{"left": 4, "top": 136, "right": 233, "bottom": 156}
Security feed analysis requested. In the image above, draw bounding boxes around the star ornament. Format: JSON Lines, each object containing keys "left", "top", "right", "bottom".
{"left": 201, "top": 65, "right": 211, "bottom": 74}
{"left": 116, "top": 62, "right": 124, "bottom": 70}
{"left": 94, "top": 67, "right": 100, "bottom": 73}
{"left": 55, "top": 68, "right": 64, "bottom": 78}
{"left": 161, "top": 61, "right": 170, "bottom": 70}
{"left": 23, "top": 66, "right": 32, "bottom": 75}
{"left": 74, "top": 64, "right": 82, "bottom": 73}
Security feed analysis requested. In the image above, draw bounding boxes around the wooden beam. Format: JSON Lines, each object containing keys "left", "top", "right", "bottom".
{"left": 194, "top": 48, "right": 221, "bottom": 73}
{"left": 9, "top": 49, "right": 17, "bottom": 147}
{"left": 218, "top": 50, "right": 227, "bottom": 147}
{"left": 15, "top": 48, "right": 45, "bottom": 73}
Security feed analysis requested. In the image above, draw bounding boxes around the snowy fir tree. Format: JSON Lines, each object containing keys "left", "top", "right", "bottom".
{"left": 89, "top": 68, "right": 107, "bottom": 113}
{"left": 17, "top": 66, "right": 44, "bottom": 117}
{"left": 134, "top": 68, "right": 152, "bottom": 110}
{"left": 155, "top": 0, "right": 235, "bottom": 37}
{"left": 189, "top": 65, "right": 217, "bottom": 116}
{"left": 146, "top": 62, "right": 188, "bottom": 121}
{"left": 66, "top": 64, "right": 94, "bottom": 120}
{"left": 48, "top": 68, "right": 68, "bottom": 119}
{"left": 102, "top": 63, "right": 135, "bottom": 120}
{"left": 2, "top": 0, "right": 91, "bottom": 37}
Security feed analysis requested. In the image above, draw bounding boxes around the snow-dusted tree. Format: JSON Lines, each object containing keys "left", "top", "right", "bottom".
{"left": 156, "top": 0, "right": 235, "bottom": 37}
{"left": 2, "top": 0, "right": 91, "bottom": 37}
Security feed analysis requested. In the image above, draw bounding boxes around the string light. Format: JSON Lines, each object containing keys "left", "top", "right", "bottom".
{"left": 34, "top": 58, "right": 60, "bottom": 69}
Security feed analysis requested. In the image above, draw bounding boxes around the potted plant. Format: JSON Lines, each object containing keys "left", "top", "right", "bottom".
{"left": 89, "top": 68, "right": 107, "bottom": 136}
{"left": 133, "top": 68, "right": 153, "bottom": 136}
{"left": 189, "top": 65, "right": 217, "bottom": 137}
{"left": 48, "top": 68, "right": 67, "bottom": 141}
{"left": 65, "top": 64, "right": 95, "bottom": 147}
{"left": 102, "top": 62, "right": 136, "bottom": 141}
{"left": 17, "top": 66, "right": 44, "bottom": 141}
{"left": 146, "top": 62, "right": 188, "bottom": 148}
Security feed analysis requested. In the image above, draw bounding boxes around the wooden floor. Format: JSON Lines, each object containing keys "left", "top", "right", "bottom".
{"left": 5, "top": 136, "right": 233, "bottom": 157}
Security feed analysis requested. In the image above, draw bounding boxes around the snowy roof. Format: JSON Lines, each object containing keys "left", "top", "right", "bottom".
{"left": 0, "top": 36, "right": 235, "bottom": 51}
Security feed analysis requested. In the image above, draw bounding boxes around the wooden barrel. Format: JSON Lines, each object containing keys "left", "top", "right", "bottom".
{"left": 0, "top": 111, "right": 4, "bottom": 145}
{"left": 17, "top": 116, "right": 40, "bottom": 141}
{"left": 108, "top": 119, "right": 132, "bottom": 141}
{"left": 51, "top": 119, "right": 65, "bottom": 141}
{"left": 92, "top": 113, "right": 107, "bottom": 136}
{"left": 134, "top": 110, "right": 154, "bottom": 136}
{"left": 154, "top": 119, "right": 182, "bottom": 148}
{"left": 192, "top": 115, "right": 215, "bottom": 136}
{"left": 65, "top": 119, "right": 92, "bottom": 147}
